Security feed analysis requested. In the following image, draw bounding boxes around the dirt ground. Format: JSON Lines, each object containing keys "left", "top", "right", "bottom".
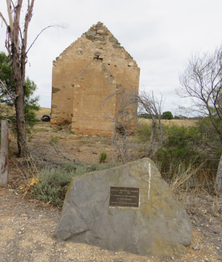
{"left": 1, "top": 121, "right": 222, "bottom": 261}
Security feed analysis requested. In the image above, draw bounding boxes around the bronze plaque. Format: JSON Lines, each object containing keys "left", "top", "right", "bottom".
{"left": 109, "top": 186, "right": 139, "bottom": 208}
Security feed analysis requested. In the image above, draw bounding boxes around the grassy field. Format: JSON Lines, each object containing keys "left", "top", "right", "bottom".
{"left": 1, "top": 103, "right": 197, "bottom": 127}
{"left": 0, "top": 103, "right": 15, "bottom": 116}
{"left": 0, "top": 104, "right": 51, "bottom": 120}
{"left": 36, "top": 108, "right": 197, "bottom": 128}
{"left": 139, "top": 118, "right": 197, "bottom": 127}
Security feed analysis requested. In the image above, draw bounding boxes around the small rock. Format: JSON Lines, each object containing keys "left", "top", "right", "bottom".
{"left": 193, "top": 246, "right": 201, "bottom": 251}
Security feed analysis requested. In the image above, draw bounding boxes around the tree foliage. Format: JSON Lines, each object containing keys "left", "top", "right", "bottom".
{"left": 0, "top": 52, "right": 14, "bottom": 103}
{"left": 0, "top": 52, "right": 39, "bottom": 131}
{"left": 162, "top": 111, "right": 173, "bottom": 120}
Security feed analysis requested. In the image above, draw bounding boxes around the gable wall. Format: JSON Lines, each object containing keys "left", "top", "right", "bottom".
{"left": 51, "top": 22, "right": 140, "bottom": 136}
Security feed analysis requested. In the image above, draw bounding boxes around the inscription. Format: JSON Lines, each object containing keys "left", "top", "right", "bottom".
{"left": 109, "top": 186, "right": 139, "bottom": 208}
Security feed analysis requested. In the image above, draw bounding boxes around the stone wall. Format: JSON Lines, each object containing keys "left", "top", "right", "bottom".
{"left": 72, "top": 58, "right": 116, "bottom": 136}
{"left": 51, "top": 22, "right": 140, "bottom": 136}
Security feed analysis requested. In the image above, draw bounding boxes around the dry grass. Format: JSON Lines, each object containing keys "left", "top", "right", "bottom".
{"left": 36, "top": 107, "right": 51, "bottom": 119}
{"left": 0, "top": 104, "right": 51, "bottom": 120}
{"left": 0, "top": 103, "right": 15, "bottom": 116}
{"left": 1, "top": 104, "right": 195, "bottom": 128}
{"left": 170, "top": 162, "right": 206, "bottom": 193}
{"left": 139, "top": 118, "right": 197, "bottom": 127}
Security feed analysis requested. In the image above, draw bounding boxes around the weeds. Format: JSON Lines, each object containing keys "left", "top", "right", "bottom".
{"left": 50, "top": 136, "right": 59, "bottom": 143}
{"left": 169, "top": 162, "right": 206, "bottom": 193}
{"left": 68, "top": 130, "right": 76, "bottom": 135}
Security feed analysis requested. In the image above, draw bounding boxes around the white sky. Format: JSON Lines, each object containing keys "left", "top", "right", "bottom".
{"left": 1, "top": 0, "right": 222, "bottom": 115}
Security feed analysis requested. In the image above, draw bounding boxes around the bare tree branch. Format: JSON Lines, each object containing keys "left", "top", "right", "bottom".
{"left": 137, "top": 91, "right": 164, "bottom": 158}
{"left": 103, "top": 85, "right": 164, "bottom": 163}
{"left": 0, "top": 12, "right": 9, "bottom": 27}
{"left": 26, "top": 24, "right": 63, "bottom": 54}
{"left": 23, "top": 0, "right": 35, "bottom": 52}
{"left": 180, "top": 46, "right": 222, "bottom": 195}
{"left": 180, "top": 47, "right": 222, "bottom": 140}
{"left": 6, "top": 0, "right": 13, "bottom": 31}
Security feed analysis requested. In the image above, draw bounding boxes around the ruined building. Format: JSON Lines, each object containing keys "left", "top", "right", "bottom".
{"left": 51, "top": 22, "right": 140, "bottom": 136}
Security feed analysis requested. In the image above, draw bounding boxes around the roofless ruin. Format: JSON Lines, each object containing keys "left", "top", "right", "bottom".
{"left": 51, "top": 22, "right": 140, "bottom": 136}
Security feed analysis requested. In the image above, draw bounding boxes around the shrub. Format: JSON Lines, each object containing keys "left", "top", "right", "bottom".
{"left": 136, "top": 123, "right": 152, "bottom": 143}
{"left": 99, "top": 151, "right": 107, "bottom": 163}
{"left": 31, "top": 166, "right": 77, "bottom": 206}
{"left": 31, "top": 161, "right": 119, "bottom": 206}
{"left": 153, "top": 123, "right": 218, "bottom": 180}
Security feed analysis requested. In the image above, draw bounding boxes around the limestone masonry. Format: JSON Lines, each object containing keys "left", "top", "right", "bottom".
{"left": 51, "top": 22, "right": 140, "bottom": 136}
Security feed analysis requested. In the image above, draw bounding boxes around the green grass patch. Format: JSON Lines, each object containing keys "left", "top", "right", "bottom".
{"left": 99, "top": 151, "right": 107, "bottom": 163}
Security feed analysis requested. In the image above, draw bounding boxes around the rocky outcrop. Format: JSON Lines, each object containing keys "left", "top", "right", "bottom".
{"left": 54, "top": 158, "right": 192, "bottom": 256}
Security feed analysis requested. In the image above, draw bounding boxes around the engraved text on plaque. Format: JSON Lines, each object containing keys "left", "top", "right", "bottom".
{"left": 109, "top": 186, "right": 139, "bottom": 207}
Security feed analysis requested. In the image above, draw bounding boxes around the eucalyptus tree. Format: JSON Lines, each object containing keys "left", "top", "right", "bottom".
{"left": 0, "top": 0, "right": 35, "bottom": 156}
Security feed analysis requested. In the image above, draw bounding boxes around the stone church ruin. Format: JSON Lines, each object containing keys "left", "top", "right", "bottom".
{"left": 51, "top": 22, "right": 140, "bottom": 136}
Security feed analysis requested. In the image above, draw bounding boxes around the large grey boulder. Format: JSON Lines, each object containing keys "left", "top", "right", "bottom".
{"left": 54, "top": 158, "right": 192, "bottom": 256}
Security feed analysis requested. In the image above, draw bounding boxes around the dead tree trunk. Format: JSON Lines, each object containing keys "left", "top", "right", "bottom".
{"left": 0, "top": 120, "right": 9, "bottom": 187}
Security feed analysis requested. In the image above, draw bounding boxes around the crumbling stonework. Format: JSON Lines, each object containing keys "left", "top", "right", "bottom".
{"left": 51, "top": 21, "right": 140, "bottom": 136}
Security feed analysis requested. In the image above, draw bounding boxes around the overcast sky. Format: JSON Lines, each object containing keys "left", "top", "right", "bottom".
{"left": 1, "top": 0, "right": 222, "bottom": 115}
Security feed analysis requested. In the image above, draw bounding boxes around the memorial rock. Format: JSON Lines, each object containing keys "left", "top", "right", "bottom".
{"left": 54, "top": 158, "right": 192, "bottom": 256}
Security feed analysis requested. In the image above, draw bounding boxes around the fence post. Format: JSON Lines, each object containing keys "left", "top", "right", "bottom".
{"left": 0, "top": 120, "right": 9, "bottom": 187}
